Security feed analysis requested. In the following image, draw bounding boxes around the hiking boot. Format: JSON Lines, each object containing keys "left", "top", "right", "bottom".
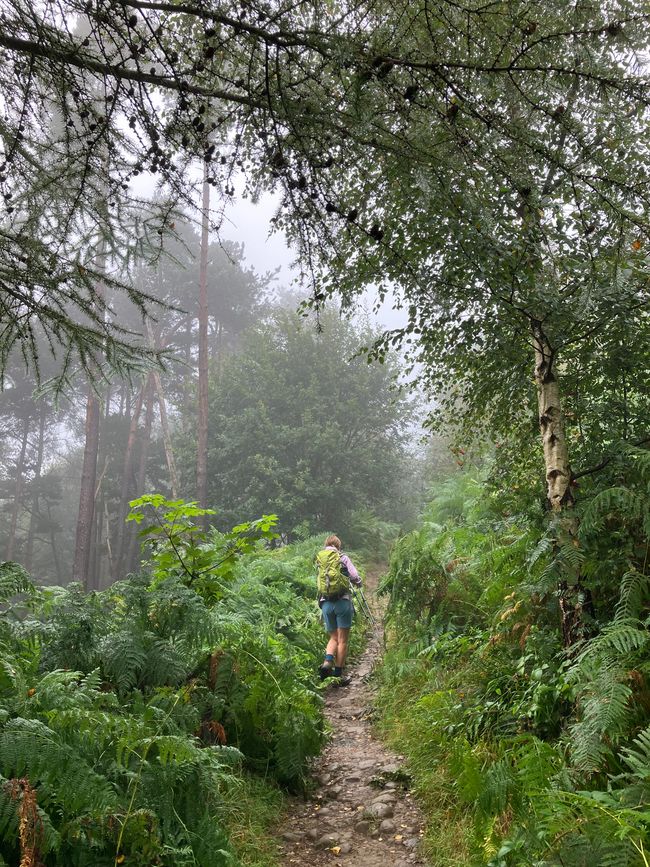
{"left": 334, "top": 674, "right": 352, "bottom": 687}
{"left": 319, "top": 663, "right": 335, "bottom": 680}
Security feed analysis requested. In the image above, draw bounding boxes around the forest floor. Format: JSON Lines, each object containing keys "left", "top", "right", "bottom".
{"left": 278, "top": 565, "right": 429, "bottom": 867}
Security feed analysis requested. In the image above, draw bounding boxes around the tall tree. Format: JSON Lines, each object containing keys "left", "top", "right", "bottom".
{"left": 185, "top": 309, "right": 413, "bottom": 536}
{"left": 197, "top": 166, "right": 211, "bottom": 515}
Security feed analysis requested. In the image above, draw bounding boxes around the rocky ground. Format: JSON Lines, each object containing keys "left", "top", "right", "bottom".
{"left": 280, "top": 570, "right": 428, "bottom": 867}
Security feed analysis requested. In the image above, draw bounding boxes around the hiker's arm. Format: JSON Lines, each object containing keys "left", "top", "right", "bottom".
{"left": 341, "top": 554, "right": 361, "bottom": 585}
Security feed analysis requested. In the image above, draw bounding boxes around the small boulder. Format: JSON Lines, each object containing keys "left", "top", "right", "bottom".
{"left": 379, "top": 819, "right": 396, "bottom": 834}
{"left": 363, "top": 802, "right": 394, "bottom": 820}
{"left": 372, "top": 792, "right": 397, "bottom": 804}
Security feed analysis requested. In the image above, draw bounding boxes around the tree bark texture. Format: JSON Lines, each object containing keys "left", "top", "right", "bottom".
{"left": 532, "top": 322, "right": 574, "bottom": 512}
{"left": 197, "top": 165, "right": 210, "bottom": 516}
{"left": 25, "top": 406, "right": 46, "bottom": 571}
{"left": 531, "top": 321, "right": 592, "bottom": 646}
{"left": 6, "top": 415, "right": 30, "bottom": 561}
{"left": 73, "top": 381, "right": 101, "bottom": 588}
{"left": 126, "top": 374, "right": 155, "bottom": 572}
{"left": 115, "top": 382, "right": 146, "bottom": 574}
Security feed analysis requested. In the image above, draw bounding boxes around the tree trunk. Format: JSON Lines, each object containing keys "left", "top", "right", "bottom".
{"left": 182, "top": 309, "right": 193, "bottom": 424}
{"left": 96, "top": 380, "right": 113, "bottom": 586}
{"left": 532, "top": 321, "right": 574, "bottom": 512}
{"left": 197, "top": 164, "right": 210, "bottom": 517}
{"left": 73, "top": 381, "right": 101, "bottom": 588}
{"left": 126, "top": 374, "right": 154, "bottom": 572}
{"left": 144, "top": 321, "right": 179, "bottom": 498}
{"left": 25, "top": 406, "right": 46, "bottom": 571}
{"left": 115, "top": 382, "right": 146, "bottom": 574}
{"left": 46, "top": 501, "right": 63, "bottom": 584}
{"left": 6, "top": 415, "right": 30, "bottom": 561}
{"left": 531, "top": 321, "right": 592, "bottom": 646}
{"left": 154, "top": 370, "right": 180, "bottom": 498}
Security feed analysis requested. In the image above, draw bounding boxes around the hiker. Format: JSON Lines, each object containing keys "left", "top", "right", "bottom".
{"left": 316, "top": 534, "right": 361, "bottom": 686}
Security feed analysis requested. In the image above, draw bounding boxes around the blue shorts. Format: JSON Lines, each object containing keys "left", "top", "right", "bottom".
{"left": 321, "top": 597, "right": 354, "bottom": 631}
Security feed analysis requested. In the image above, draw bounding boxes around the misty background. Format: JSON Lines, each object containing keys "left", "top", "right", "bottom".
{"left": 0, "top": 188, "right": 449, "bottom": 589}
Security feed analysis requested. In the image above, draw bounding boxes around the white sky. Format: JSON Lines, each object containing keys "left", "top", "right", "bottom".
{"left": 220, "top": 191, "right": 407, "bottom": 331}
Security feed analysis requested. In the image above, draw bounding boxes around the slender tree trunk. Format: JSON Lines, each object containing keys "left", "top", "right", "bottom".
{"left": 73, "top": 381, "right": 101, "bottom": 588}
{"left": 182, "top": 310, "right": 193, "bottom": 424}
{"left": 115, "top": 382, "right": 146, "bottom": 573}
{"left": 104, "top": 500, "right": 116, "bottom": 583}
{"left": 197, "top": 164, "right": 210, "bottom": 516}
{"left": 96, "top": 380, "right": 113, "bottom": 586}
{"left": 46, "top": 501, "right": 63, "bottom": 584}
{"left": 532, "top": 321, "right": 574, "bottom": 512}
{"left": 126, "top": 374, "right": 154, "bottom": 572}
{"left": 25, "top": 406, "right": 46, "bottom": 571}
{"left": 531, "top": 321, "right": 592, "bottom": 646}
{"left": 144, "top": 322, "right": 180, "bottom": 498}
{"left": 93, "top": 493, "right": 103, "bottom": 589}
{"left": 6, "top": 416, "right": 30, "bottom": 561}
{"left": 153, "top": 370, "right": 180, "bottom": 498}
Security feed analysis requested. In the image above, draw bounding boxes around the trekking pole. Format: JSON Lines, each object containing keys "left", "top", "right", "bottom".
{"left": 352, "top": 585, "right": 376, "bottom": 624}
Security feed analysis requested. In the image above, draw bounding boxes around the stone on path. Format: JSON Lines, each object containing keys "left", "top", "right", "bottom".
{"left": 363, "top": 801, "right": 394, "bottom": 820}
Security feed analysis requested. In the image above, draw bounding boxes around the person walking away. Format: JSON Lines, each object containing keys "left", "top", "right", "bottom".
{"left": 316, "top": 534, "right": 361, "bottom": 686}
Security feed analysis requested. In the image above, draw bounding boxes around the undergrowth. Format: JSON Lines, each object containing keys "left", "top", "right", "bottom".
{"left": 377, "top": 450, "right": 650, "bottom": 867}
{"left": 0, "top": 498, "right": 366, "bottom": 866}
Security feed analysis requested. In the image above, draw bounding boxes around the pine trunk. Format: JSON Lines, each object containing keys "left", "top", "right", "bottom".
{"left": 145, "top": 322, "right": 179, "bottom": 498}
{"left": 6, "top": 415, "right": 30, "bottom": 561}
{"left": 25, "top": 406, "right": 46, "bottom": 571}
{"left": 115, "top": 382, "right": 146, "bottom": 574}
{"left": 197, "top": 167, "right": 210, "bottom": 516}
{"left": 73, "top": 381, "right": 101, "bottom": 588}
{"left": 46, "top": 501, "right": 63, "bottom": 584}
{"left": 126, "top": 374, "right": 155, "bottom": 572}
{"left": 153, "top": 370, "right": 179, "bottom": 498}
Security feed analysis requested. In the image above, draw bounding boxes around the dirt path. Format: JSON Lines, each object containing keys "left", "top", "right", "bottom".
{"left": 280, "top": 566, "right": 428, "bottom": 867}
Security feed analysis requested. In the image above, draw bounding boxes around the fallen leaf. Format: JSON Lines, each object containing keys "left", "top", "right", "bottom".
{"left": 394, "top": 835, "right": 403, "bottom": 841}
{"left": 331, "top": 846, "right": 341, "bottom": 855}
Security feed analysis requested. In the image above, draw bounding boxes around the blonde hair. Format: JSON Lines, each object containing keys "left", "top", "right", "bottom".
{"left": 325, "top": 534, "right": 341, "bottom": 549}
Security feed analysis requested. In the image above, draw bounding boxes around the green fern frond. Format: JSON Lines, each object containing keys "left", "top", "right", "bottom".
{"left": 616, "top": 570, "right": 650, "bottom": 622}
{"left": 100, "top": 630, "right": 148, "bottom": 692}
{"left": 621, "top": 724, "right": 650, "bottom": 782}
{"left": 0, "top": 717, "right": 120, "bottom": 815}
{"left": 0, "top": 563, "right": 34, "bottom": 604}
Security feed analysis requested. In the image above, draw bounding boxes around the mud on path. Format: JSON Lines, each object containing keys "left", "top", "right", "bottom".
{"left": 280, "top": 565, "right": 428, "bottom": 867}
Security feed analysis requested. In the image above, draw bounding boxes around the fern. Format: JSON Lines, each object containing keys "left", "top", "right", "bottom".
{"left": 0, "top": 563, "right": 34, "bottom": 604}
{"left": 621, "top": 723, "right": 650, "bottom": 783}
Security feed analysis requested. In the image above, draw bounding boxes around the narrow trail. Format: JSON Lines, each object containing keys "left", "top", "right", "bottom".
{"left": 280, "top": 566, "right": 428, "bottom": 867}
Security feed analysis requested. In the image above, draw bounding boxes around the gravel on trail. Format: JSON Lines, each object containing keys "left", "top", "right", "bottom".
{"left": 279, "top": 568, "right": 429, "bottom": 867}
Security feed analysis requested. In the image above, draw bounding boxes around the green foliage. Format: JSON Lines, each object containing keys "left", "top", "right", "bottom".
{"left": 0, "top": 508, "right": 357, "bottom": 865}
{"left": 378, "top": 461, "right": 650, "bottom": 866}
{"left": 181, "top": 309, "right": 414, "bottom": 538}
{"left": 127, "top": 494, "right": 279, "bottom": 601}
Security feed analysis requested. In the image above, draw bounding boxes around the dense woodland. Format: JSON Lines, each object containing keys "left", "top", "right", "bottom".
{"left": 1, "top": 0, "right": 649, "bottom": 864}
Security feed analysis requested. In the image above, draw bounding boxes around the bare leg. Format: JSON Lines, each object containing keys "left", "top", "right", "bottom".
{"left": 335, "top": 627, "right": 350, "bottom": 669}
{"left": 323, "top": 631, "right": 338, "bottom": 667}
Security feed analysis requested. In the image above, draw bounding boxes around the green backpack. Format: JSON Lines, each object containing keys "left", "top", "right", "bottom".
{"left": 316, "top": 549, "right": 350, "bottom": 600}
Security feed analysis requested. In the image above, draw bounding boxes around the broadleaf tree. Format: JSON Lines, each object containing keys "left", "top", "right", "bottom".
{"left": 180, "top": 309, "right": 414, "bottom": 538}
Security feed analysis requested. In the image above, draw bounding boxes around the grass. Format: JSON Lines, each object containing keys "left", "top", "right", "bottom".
{"left": 376, "top": 647, "right": 479, "bottom": 866}
{"left": 221, "top": 774, "right": 285, "bottom": 867}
